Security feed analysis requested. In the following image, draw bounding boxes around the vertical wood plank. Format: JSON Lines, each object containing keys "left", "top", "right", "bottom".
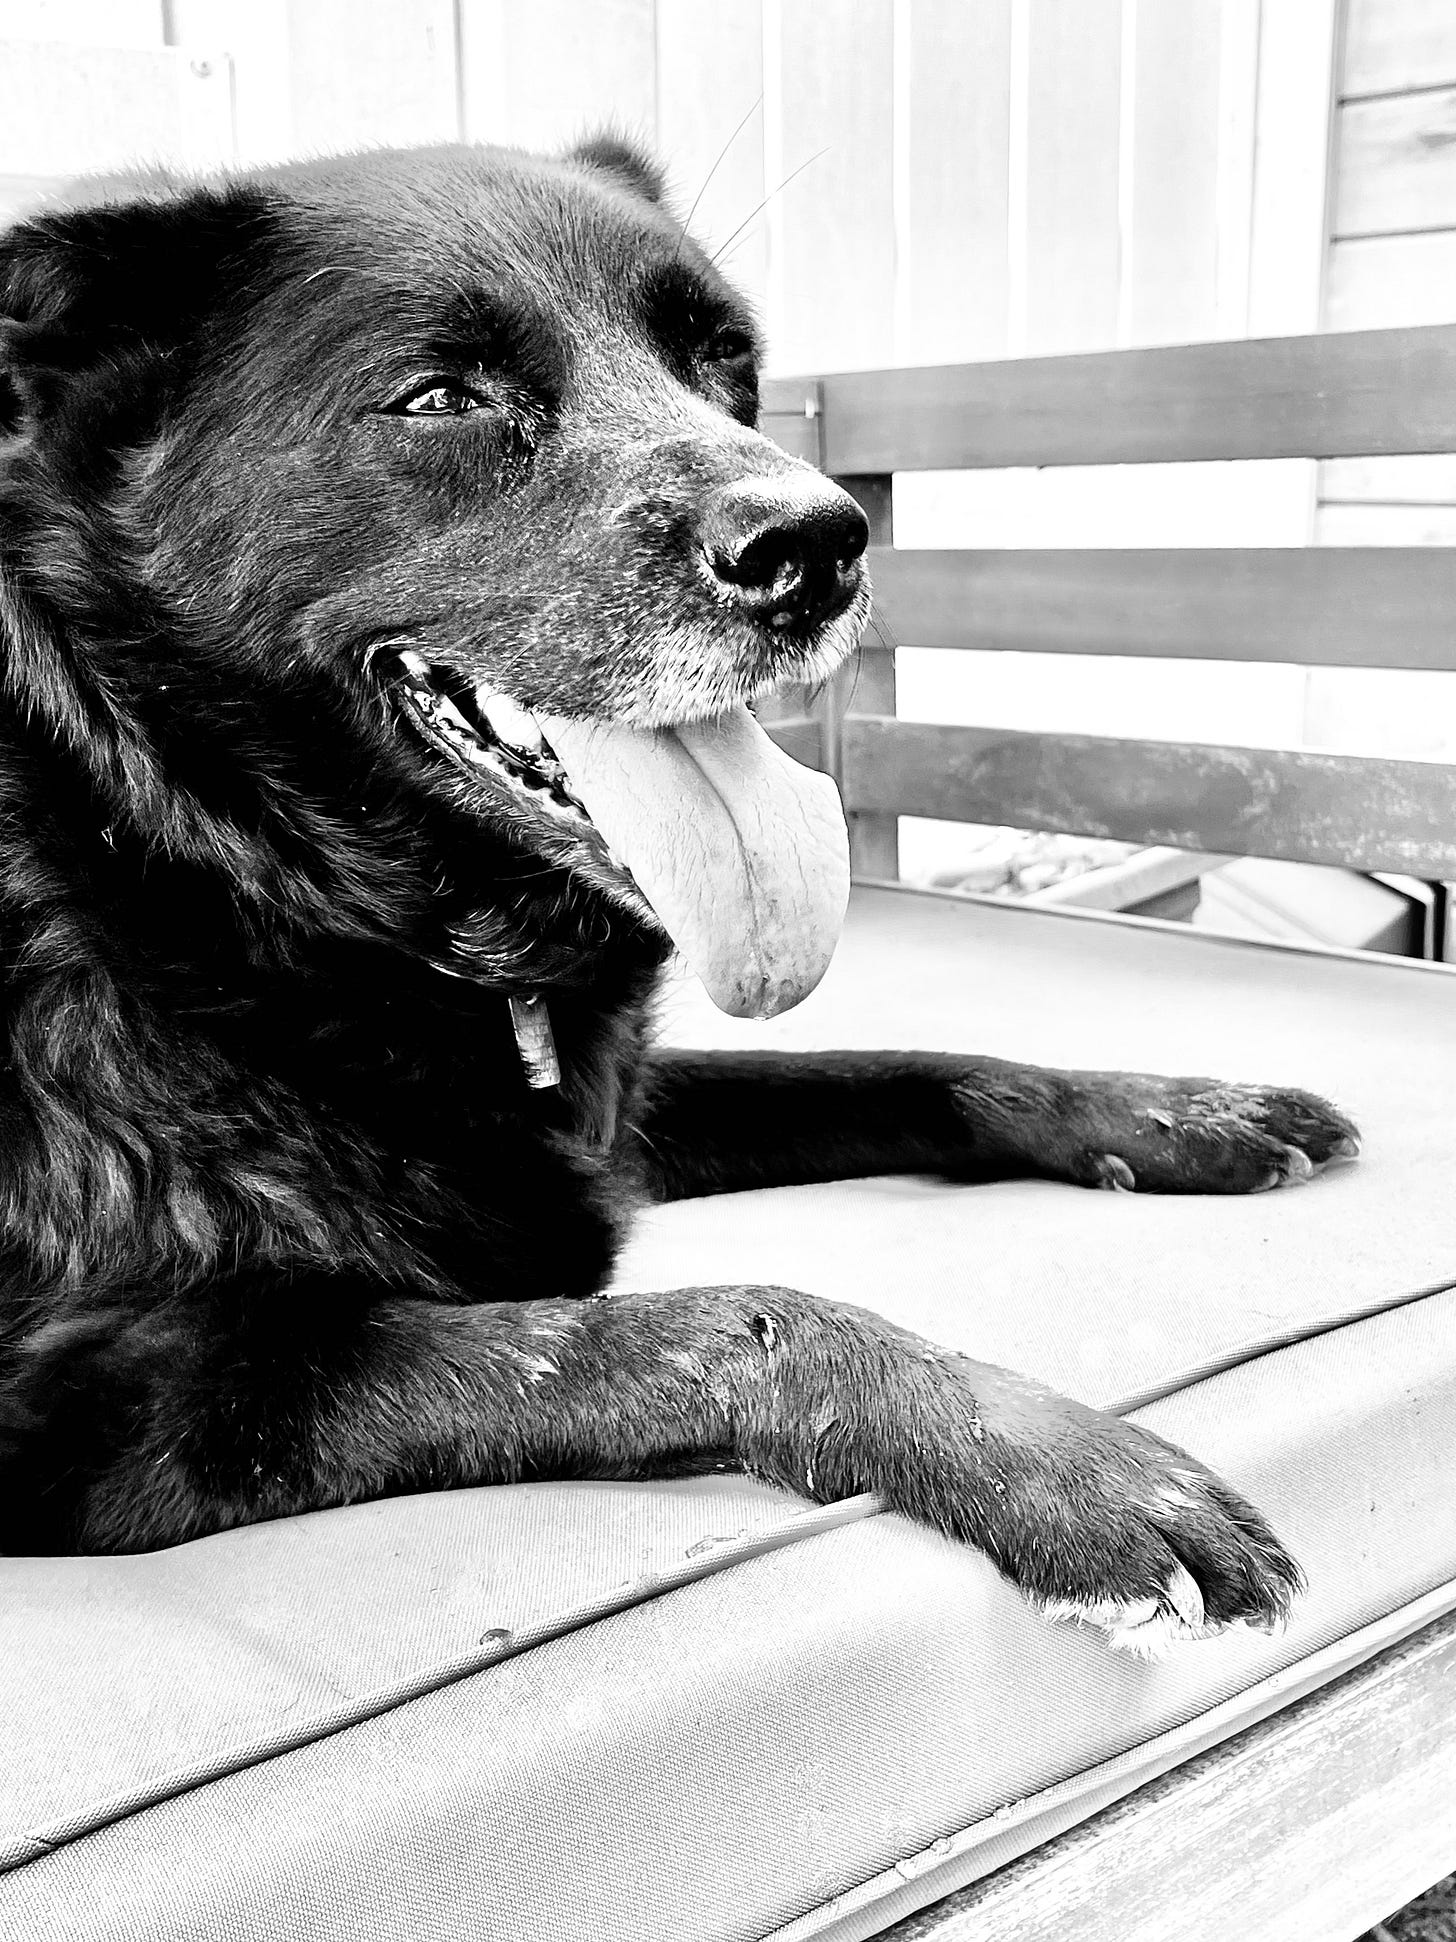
{"left": 1023, "top": 0, "right": 1123, "bottom": 355}
{"left": 1249, "top": 0, "right": 1339, "bottom": 335}
{"left": 287, "top": 0, "right": 459, "bottom": 154}
{"left": 769, "top": 0, "right": 895, "bottom": 374}
{"left": 899, "top": 0, "right": 1013, "bottom": 363}
{"left": 1125, "top": 0, "right": 1223, "bottom": 346}
{"left": 655, "top": 0, "right": 767, "bottom": 321}
{"left": 838, "top": 476, "right": 897, "bottom": 879}
{"left": 1212, "top": 0, "right": 1261, "bottom": 339}
{"left": 459, "top": 0, "right": 656, "bottom": 154}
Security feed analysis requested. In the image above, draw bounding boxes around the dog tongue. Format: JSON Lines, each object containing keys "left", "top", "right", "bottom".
{"left": 538, "top": 706, "right": 850, "bottom": 1018}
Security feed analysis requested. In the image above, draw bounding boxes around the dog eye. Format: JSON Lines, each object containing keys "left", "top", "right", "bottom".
{"left": 703, "top": 329, "right": 755, "bottom": 366}
{"left": 392, "top": 382, "right": 483, "bottom": 417}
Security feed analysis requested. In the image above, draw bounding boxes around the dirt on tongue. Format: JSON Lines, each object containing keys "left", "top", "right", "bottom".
{"left": 537, "top": 706, "right": 850, "bottom": 1018}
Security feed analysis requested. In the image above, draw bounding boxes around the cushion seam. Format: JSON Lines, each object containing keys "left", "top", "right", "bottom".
{"left": 1109, "top": 1274, "right": 1456, "bottom": 1416}
{"left": 1, "top": 1494, "right": 882, "bottom": 1875}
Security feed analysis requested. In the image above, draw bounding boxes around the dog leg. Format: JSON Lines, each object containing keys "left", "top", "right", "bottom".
{"left": 637, "top": 1051, "right": 1358, "bottom": 1197}
{"left": 27, "top": 1278, "right": 1300, "bottom": 1649}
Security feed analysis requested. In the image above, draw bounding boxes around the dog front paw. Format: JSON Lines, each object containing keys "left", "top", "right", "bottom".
{"left": 988, "top": 1070, "right": 1360, "bottom": 1195}
{"left": 869, "top": 1360, "right": 1304, "bottom": 1656}
{"left": 1013, "top": 1409, "right": 1304, "bottom": 1656}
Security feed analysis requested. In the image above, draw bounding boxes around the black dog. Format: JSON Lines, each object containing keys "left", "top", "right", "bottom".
{"left": 0, "top": 139, "right": 1356, "bottom": 1653}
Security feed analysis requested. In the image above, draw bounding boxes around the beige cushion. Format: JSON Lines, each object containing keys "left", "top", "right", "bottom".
{"left": 3, "top": 888, "right": 1454, "bottom": 1940}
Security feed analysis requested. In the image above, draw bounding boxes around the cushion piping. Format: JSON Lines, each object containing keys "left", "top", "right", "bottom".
{"left": 2, "top": 1493, "right": 881, "bottom": 1872}
{"left": 9, "top": 1279, "right": 1452, "bottom": 1875}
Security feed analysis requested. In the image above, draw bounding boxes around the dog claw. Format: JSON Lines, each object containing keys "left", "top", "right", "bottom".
{"left": 1279, "top": 1145, "right": 1315, "bottom": 1183}
{"left": 1094, "top": 1154, "right": 1137, "bottom": 1192}
{"left": 1331, "top": 1135, "right": 1360, "bottom": 1160}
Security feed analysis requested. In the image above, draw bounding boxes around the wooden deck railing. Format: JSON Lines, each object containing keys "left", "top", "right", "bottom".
{"left": 760, "top": 324, "right": 1456, "bottom": 884}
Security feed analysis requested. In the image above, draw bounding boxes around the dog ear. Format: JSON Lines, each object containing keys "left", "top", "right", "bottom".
{"left": 0, "top": 187, "right": 271, "bottom": 429}
{"left": 568, "top": 132, "right": 667, "bottom": 206}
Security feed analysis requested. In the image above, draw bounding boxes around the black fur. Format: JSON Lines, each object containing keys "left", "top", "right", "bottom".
{"left": 0, "top": 141, "right": 1357, "bottom": 1644}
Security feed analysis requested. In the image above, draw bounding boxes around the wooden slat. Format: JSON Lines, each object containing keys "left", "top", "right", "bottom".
{"left": 866, "top": 546, "right": 1456, "bottom": 671}
{"left": 886, "top": 1609, "right": 1456, "bottom": 1942}
{"left": 1333, "top": 88, "right": 1456, "bottom": 238}
{"left": 841, "top": 717, "right": 1456, "bottom": 876}
{"left": 804, "top": 325, "right": 1456, "bottom": 473}
{"left": 760, "top": 380, "right": 824, "bottom": 466}
{"left": 1343, "top": 0, "right": 1456, "bottom": 98}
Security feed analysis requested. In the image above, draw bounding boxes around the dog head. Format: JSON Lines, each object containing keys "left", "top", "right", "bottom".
{"left": 0, "top": 140, "right": 869, "bottom": 1014}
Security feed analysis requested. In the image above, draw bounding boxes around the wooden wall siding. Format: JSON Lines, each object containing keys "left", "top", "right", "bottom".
{"left": 1314, "top": 0, "right": 1456, "bottom": 759}
{"left": 1322, "top": 0, "right": 1456, "bottom": 531}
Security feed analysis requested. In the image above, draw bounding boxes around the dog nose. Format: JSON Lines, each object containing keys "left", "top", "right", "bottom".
{"left": 699, "top": 475, "right": 869, "bottom": 631}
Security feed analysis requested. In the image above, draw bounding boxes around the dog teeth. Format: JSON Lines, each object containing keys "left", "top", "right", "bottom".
{"left": 477, "top": 689, "right": 544, "bottom": 755}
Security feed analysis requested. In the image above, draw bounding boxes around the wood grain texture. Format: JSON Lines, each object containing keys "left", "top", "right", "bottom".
{"left": 1343, "top": 0, "right": 1456, "bottom": 99}
{"left": 841, "top": 717, "right": 1456, "bottom": 875}
{"left": 881, "top": 1609, "right": 1456, "bottom": 1942}
{"left": 1333, "top": 88, "right": 1456, "bottom": 238}
{"left": 865, "top": 546, "right": 1456, "bottom": 671}
{"left": 801, "top": 326, "right": 1456, "bottom": 473}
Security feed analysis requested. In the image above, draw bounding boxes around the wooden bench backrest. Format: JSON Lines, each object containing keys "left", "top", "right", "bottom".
{"left": 761, "top": 325, "right": 1456, "bottom": 883}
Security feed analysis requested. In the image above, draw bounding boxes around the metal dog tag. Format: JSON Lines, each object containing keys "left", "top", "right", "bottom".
{"left": 508, "top": 992, "right": 561, "bottom": 1090}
